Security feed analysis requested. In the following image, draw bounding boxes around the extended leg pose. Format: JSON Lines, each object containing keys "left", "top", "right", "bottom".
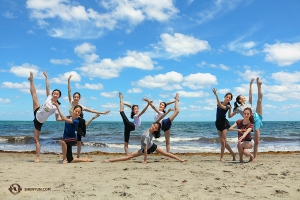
{"left": 68, "top": 74, "right": 110, "bottom": 158}
{"left": 28, "top": 71, "right": 61, "bottom": 162}
{"left": 212, "top": 88, "right": 236, "bottom": 162}
{"left": 104, "top": 122, "right": 185, "bottom": 164}
{"left": 233, "top": 78, "right": 263, "bottom": 161}
{"left": 148, "top": 93, "right": 180, "bottom": 157}
{"left": 119, "top": 92, "right": 151, "bottom": 156}
{"left": 229, "top": 108, "right": 254, "bottom": 163}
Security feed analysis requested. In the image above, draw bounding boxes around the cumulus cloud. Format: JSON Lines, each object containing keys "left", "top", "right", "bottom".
{"left": 50, "top": 58, "right": 73, "bottom": 65}
{"left": 263, "top": 42, "right": 300, "bottom": 66}
{"left": 177, "top": 90, "right": 210, "bottom": 98}
{"left": 182, "top": 73, "right": 217, "bottom": 89}
{"left": 101, "top": 102, "right": 119, "bottom": 108}
{"left": 2, "top": 11, "right": 17, "bottom": 19}
{"left": 51, "top": 71, "right": 81, "bottom": 84}
{"left": 271, "top": 71, "right": 300, "bottom": 83}
{"left": 127, "top": 88, "right": 143, "bottom": 93}
{"left": 75, "top": 83, "right": 103, "bottom": 90}
{"left": 0, "top": 98, "right": 12, "bottom": 103}
{"left": 237, "top": 69, "right": 264, "bottom": 82}
{"left": 26, "top": 0, "right": 178, "bottom": 39}
{"left": 228, "top": 40, "right": 259, "bottom": 56}
{"left": 10, "top": 63, "right": 42, "bottom": 78}
{"left": 134, "top": 71, "right": 183, "bottom": 90}
{"left": 100, "top": 91, "right": 118, "bottom": 98}
{"left": 158, "top": 33, "right": 210, "bottom": 57}
{"left": 2, "top": 81, "right": 30, "bottom": 89}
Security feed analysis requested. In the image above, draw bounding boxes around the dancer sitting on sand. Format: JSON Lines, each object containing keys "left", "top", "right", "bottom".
{"left": 233, "top": 78, "right": 263, "bottom": 161}
{"left": 28, "top": 71, "right": 62, "bottom": 162}
{"left": 68, "top": 74, "right": 110, "bottom": 158}
{"left": 119, "top": 92, "right": 151, "bottom": 156}
{"left": 229, "top": 108, "right": 254, "bottom": 163}
{"left": 212, "top": 88, "right": 236, "bottom": 162}
{"left": 148, "top": 93, "right": 179, "bottom": 157}
{"left": 104, "top": 121, "right": 185, "bottom": 164}
{"left": 53, "top": 102, "right": 97, "bottom": 164}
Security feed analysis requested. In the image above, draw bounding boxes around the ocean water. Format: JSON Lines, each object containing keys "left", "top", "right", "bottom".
{"left": 0, "top": 121, "right": 299, "bottom": 154}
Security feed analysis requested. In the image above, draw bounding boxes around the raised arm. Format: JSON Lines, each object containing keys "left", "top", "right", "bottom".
{"left": 68, "top": 75, "right": 72, "bottom": 103}
{"left": 212, "top": 88, "right": 227, "bottom": 110}
{"left": 156, "top": 107, "right": 173, "bottom": 122}
{"left": 166, "top": 100, "right": 175, "bottom": 106}
{"left": 85, "top": 114, "right": 100, "bottom": 126}
{"left": 227, "top": 106, "right": 235, "bottom": 118}
{"left": 137, "top": 98, "right": 151, "bottom": 118}
{"left": 124, "top": 102, "right": 132, "bottom": 108}
{"left": 149, "top": 101, "right": 160, "bottom": 114}
{"left": 43, "top": 71, "right": 50, "bottom": 96}
{"left": 52, "top": 102, "right": 73, "bottom": 123}
{"left": 84, "top": 108, "right": 110, "bottom": 115}
{"left": 249, "top": 78, "right": 254, "bottom": 105}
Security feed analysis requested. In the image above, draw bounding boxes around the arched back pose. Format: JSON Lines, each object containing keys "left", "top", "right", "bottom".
{"left": 148, "top": 93, "right": 179, "bottom": 156}
{"left": 119, "top": 92, "right": 151, "bottom": 156}
{"left": 28, "top": 71, "right": 61, "bottom": 162}
{"left": 53, "top": 103, "right": 96, "bottom": 164}
{"left": 229, "top": 108, "right": 254, "bottom": 163}
{"left": 68, "top": 74, "right": 110, "bottom": 158}
{"left": 212, "top": 88, "right": 236, "bottom": 162}
{"left": 233, "top": 78, "right": 263, "bottom": 161}
{"left": 104, "top": 122, "right": 185, "bottom": 164}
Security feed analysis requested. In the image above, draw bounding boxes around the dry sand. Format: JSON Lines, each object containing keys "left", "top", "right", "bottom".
{"left": 0, "top": 151, "right": 299, "bottom": 199}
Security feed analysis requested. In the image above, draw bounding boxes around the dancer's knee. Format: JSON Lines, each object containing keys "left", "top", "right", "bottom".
{"left": 34, "top": 137, "right": 39, "bottom": 143}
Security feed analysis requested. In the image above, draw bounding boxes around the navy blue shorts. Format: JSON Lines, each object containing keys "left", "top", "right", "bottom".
{"left": 161, "top": 118, "right": 172, "bottom": 132}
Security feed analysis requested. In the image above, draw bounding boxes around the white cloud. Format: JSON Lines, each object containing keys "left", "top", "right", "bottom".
{"left": 127, "top": 88, "right": 143, "bottom": 93}
{"left": 100, "top": 91, "right": 118, "bottom": 98}
{"left": 50, "top": 58, "right": 73, "bottom": 65}
{"left": 51, "top": 71, "right": 81, "bottom": 84}
{"left": 26, "top": 0, "right": 177, "bottom": 39}
{"left": 134, "top": 71, "right": 183, "bottom": 90}
{"left": 264, "top": 93, "right": 287, "bottom": 102}
{"left": 177, "top": 90, "right": 210, "bottom": 98}
{"left": 90, "top": 96, "right": 98, "bottom": 100}
{"left": 263, "top": 42, "right": 300, "bottom": 66}
{"left": 75, "top": 83, "right": 103, "bottom": 90}
{"left": 2, "top": 11, "right": 17, "bottom": 19}
{"left": 2, "top": 82, "right": 30, "bottom": 89}
{"left": 237, "top": 69, "right": 264, "bottom": 82}
{"left": 10, "top": 63, "right": 41, "bottom": 78}
{"left": 219, "top": 64, "right": 230, "bottom": 70}
{"left": 182, "top": 73, "right": 217, "bottom": 89}
{"left": 228, "top": 40, "right": 259, "bottom": 56}
{"left": 158, "top": 33, "right": 210, "bottom": 57}
{"left": 0, "top": 98, "right": 11, "bottom": 103}
{"left": 101, "top": 102, "right": 119, "bottom": 108}
{"left": 27, "top": 30, "right": 35, "bottom": 34}
{"left": 271, "top": 71, "right": 300, "bottom": 83}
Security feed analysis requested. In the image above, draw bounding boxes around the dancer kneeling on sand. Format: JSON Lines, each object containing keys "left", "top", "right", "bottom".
{"left": 105, "top": 121, "right": 185, "bottom": 164}
{"left": 53, "top": 102, "right": 97, "bottom": 164}
{"left": 229, "top": 108, "right": 254, "bottom": 163}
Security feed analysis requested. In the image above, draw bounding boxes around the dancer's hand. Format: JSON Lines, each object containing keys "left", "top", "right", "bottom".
{"left": 250, "top": 78, "right": 254, "bottom": 85}
{"left": 212, "top": 88, "right": 217, "bottom": 95}
{"left": 43, "top": 71, "right": 48, "bottom": 78}
{"left": 105, "top": 110, "right": 110, "bottom": 114}
{"left": 68, "top": 74, "right": 72, "bottom": 81}
{"left": 52, "top": 101, "right": 59, "bottom": 108}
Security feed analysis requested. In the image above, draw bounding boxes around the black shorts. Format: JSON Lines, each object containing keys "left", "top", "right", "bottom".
{"left": 33, "top": 107, "right": 43, "bottom": 131}
{"left": 63, "top": 138, "right": 77, "bottom": 163}
{"left": 215, "top": 118, "right": 230, "bottom": 131}
{"left": 76, "top": 133, "right": 82, "bottom": 142}
{"left": 141, "top": 143, "right": 157, "bottom": 154}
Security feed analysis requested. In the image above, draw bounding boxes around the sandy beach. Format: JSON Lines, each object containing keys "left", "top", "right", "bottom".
{"left": 1, "top": 151, "right": 299, "bottom": 199}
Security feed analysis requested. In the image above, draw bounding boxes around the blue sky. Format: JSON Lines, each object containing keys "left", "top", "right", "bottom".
{"left": 1, "top": 0, "right": 300, "bottom": 122}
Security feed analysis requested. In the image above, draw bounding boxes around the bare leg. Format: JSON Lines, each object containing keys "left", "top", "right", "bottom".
{"left": 119, "top": 92, "right": 124, "bottom": 112}
{"left": 155, "top": 147, "right": 185, "bottom": 162}
{"left": 218, "top": 130, "right": 225, "bottom": 162}
{"left": 256, "top": 77, "right": 263, "bottom": 116}
{"left": 104, "top": 150, "right": 142, "bottom": 162}
{"left": 124, "top": 142, "right": 129, "bottom": 156}
{"left": 60, "top": 140, "right": 67, "bottom": 164}
{"left": 253, "top": 129, "right": 260, "bottom": 161}
{"left": 237, "top": 143, "right": 244, "bottom": 163}
{"left": 225, "top": 142, "right": 236, "bottom": 161}
{"left": 34, "top": 129, "right": 41, "bottom": 162}
{"left": 164, "top": 130, "right": 171, "bottom": 153}
{"left": 28, "top": 71, "right": 40, "bottom": 111}
{"left": 77, "top": 141, "right": 82, "bottom": 158}
{"left": 71, "top": 157, "right": 94, "bottom": 163}
{"left": 169, "top": 93, "right": 180, "bottom": 122}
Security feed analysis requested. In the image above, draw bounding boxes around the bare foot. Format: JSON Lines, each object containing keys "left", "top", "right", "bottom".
{"left": 252, "top": 157, "right": 257, "bottom": 162}
{"left": 239, "top": 159, "right": 244, "bottom": 163}
{"left": 180, "top": 159, "right": 186, "bottom": 162}
{"left": 62, "top": 159, "right": 67, "bottom": 164}
{"left": 84, "top": 157, "right": 94, "bottom": 162}
{"left": 104, "top": 159, "right": 111, "bottom": 163}
{"left": 165, "top": 157, "right": 170, "bottom": 160}
{"left": 256, "top": 77, "right": 262, "bottom": 86}
{"left": 249, "top": 154, "right": 254, "bottom": 162}
{"left": 175, "top": 93, "right": 179, "bottom": 101}
{"left": 34, "top": 157, "right": 40, "bottom": 163}
{"left": 232, "top": 153, "right": 236, "bottom": 161}
{"left": 28, "top": 71, "right": 33, "bottom": 81}
{"left": 220, "top": 158, "right": 225, "bottom": 162}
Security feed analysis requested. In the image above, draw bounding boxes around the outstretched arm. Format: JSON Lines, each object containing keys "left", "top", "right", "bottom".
{"left": 124, "top": 102, "right": 132, "bottom": 108}
{"left": 43, "top": 71, "right": 50, "bottom": 97}
{"left": 166, "top": 100, "right": 175, "bottom": 106}
{"left": 227, "top": 106, "right": 235, "bottom": 118}
{"left": 85, "top": 114, "right": 100, "bottom": 126}
{"left": 142, "top": 144, "right": 148, "bottom": 164}
{"left": 68, "top": 75, "right": 72, "bottom": 103}
{"left": 249, "top": 78, "right": 254, "bottom": 105}
{"left": 52, "top": 102, "right": 73, "bottom": 123}
{"left": 228, "top": 122, "right": 238, "bottom": 132}
{"left": 238, "top": 128, "right": 253, "bottom": 143}
{"left": 212, "top": 88, "right": 227, "bottom": 110}
{"left": 84, "top": 108, "right": 110, "bottom": 115}
{"left": 155, "top": 108, "right": 173, "bottom": 122}
{"left": 138, "top": 98, "right": 151, "bottom": 118}
{"left": 149, "top": 101, "right": 160, "bottom": 114}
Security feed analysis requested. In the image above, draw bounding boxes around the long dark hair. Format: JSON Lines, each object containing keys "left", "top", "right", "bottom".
{"left": 52, "top": 89, "right": 61, "bottom": 105}
{"left": 153, "top": 122, "right": 161, "bottom": 139}
{"left": 161, "top": 102, "right": 167, "bottom": 113}
{"left": 224, "top": 92, "right": 233, "bottom": 106}
{"left": 234, "top": 95, "right": 242, "bottom": 111}
{"left": 244, "top": 107, "right": 254, "bottom": 123}
{"left": 131, "top": 105, "right": 138, "bottom": 119}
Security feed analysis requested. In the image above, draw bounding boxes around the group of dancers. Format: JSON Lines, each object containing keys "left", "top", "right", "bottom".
{"left": 28, "top": 71, "right": 263, "bottom": 164}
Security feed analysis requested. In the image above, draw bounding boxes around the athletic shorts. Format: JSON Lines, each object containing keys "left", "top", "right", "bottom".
{"left": 33, "top": 107, "right": 43, "bottom": 131}
{"left": 215, "top": 118, "right": 230, "bottom": 131}
{"left": 161, "top": 118, "right": 172, "bottom": 132}
{"left": 141, "top": 143, "right": 157, "bottom": 154}
{"left": 76, "top": 133, "right": 82, "bottom": 142}
{"left": 254, "top": 113, "right": 263, "bottom": 131}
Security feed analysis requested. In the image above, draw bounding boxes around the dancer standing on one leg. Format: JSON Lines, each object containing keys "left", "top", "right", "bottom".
{"left": 119, "top": 92, "right": 151, "bottom": 156}
{"left": 28, "top": 71, "right": 61, "bottom": 162}
{"left": 53, "top": 103, "right": 96, "bottom": 164}
{"left": 104, "top": 122, "right": 185, "bottom": 164}
{"left": 212, "top": 88, "right": 236, "bottom": 162}
{"left": 148, "top": 93, "right": 180, "bottom": 157}
{"left": 233, "top": 78, "right": 263, "bottom": 161}
{"left": 68, "top": 74, "right": 110, "bottom": 158}
{"left": 229, "top": 108, "right": 254, "bottom": 163}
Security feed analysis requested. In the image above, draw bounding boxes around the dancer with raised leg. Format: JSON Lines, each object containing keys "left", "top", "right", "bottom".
{"left": 28, "top": 71, "right": 61, "bottom": 162}
{"left": 233, "top": 78, "right": 263, "bottom": 161}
